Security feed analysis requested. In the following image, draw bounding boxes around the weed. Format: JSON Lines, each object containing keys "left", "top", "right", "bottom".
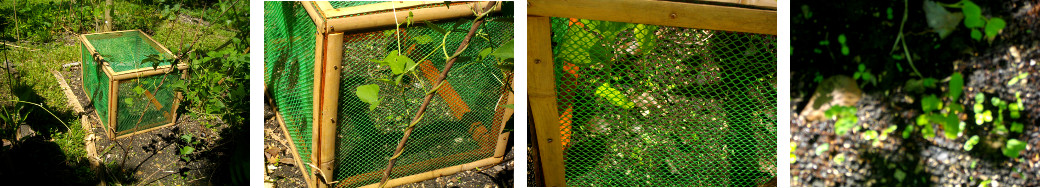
{"left": 825, "top": 105, "right": 858, "bottom": 135}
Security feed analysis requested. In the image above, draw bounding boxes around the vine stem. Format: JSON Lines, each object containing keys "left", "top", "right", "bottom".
{"left": 377, "top": 2, "right": 498, "bottom": 187}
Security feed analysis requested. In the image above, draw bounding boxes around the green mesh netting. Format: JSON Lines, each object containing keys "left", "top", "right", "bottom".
{"left": 82, "top": 42, "right": 110, "bottom": 129}
{"left": 264, "top": 1, "right": 317, "bottom": 175}
{"left": 84, "top": 31, "right": 170, "bottom": 73}
{"left": 81, "top": 30, "right": 179, "bottom": 136}
{"left": 114, "top": 72, "right": 179, "bottom": 135}
{"left": 329, "top": 1, "right": 384, "bottom": 9}
{"left": 333, "top": 15, "right": 513, "bottom": 187}
{"left": 550, "top": 18, "right": 777, "bottom": 187}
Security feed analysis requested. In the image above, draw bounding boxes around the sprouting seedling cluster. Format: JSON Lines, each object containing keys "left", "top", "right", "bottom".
{"left": 825, "top": 105, "right": 858, "bottom": 136}
{"left": 915, "top": 73, "right": 964, "bottom": 140}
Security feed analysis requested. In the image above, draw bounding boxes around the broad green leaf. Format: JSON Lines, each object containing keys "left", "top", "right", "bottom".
{"left": 180, "top": 146, "right": 194, "bottom": 155}
{"left": 356, "top": 84, "right": 381, "bottom": 111}
{"left": 478, "top": 48, "right": 493, "bottom": 59}
{"left": 985, "top": 18, "right": 1005, "bottom": 42}
{"left": 838, "top": 34, "right": 847, "bottom": 44}
{"left": 491, "top": 40, "right": 514, "bottom": 60}
{"left": 944, "top": 114, "right": 960, "bottom": 139}
{"left": 559, "top": 23, "right": 602, "bottom": 65}
{"left": 949, "top": 73, "right": 964, "bottom": 100}
{"left": 964, "top": 135, "right": 979, "bottom": 151}
{"left": 634, "top": 24, "right": 658, "bottom": 53}
{"left": 962, "top": 1, "right": 984, "bottom": 28}
{"left": 1010, "top": 122, "right": 1023, "bottom": 133}
{"left": 594, "top": 82, "right": 634, "bottom": 109}
{"left": 1003, "top": 139, "right": 1027, "bottom": 158}
{"left": 971, "top": 29, "right": 983, "bottom": 40}
{"left": 134, "top": 86, "right": 145, "bottom": 95}
{"left": 411, "top": 35, "right": 434, "bottom": 44}
{"left": 424, "top": 21, "right": 449, "bottom": 34}
{"left": 922, "top": 94, "right": 942, "bottom": 112}
{"left": 894, "top": 169, "right": 906, "bottom": 182}
{"left": 124, "top": 98, "right": 134, "bottom": 105}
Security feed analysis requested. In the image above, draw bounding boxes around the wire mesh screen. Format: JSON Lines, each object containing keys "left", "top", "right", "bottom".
{"left": 550, "top": 17, "right": 777, "bottom": 187}
{"left": 83, "top": 31, "right": 170, "bottom": 73}
{"left": 264, "top": 1, "right": 317, "bottom": 175}
{"left": 81, "top": 42, "right": 110, "bottom": 129}
{"left": 113, "top": 72, "right": 180, "bottom": 134}
{"left": 333, "top": 15, "right": 513, "bottom": 187}
{"left": 328, "top": 1, "right": 383, "bottom": 9}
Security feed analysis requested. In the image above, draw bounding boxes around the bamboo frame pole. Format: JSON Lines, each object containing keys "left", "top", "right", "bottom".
{"left": 527, "top": 0, "right": 776, "bottom": 35}
{"left": 302, "top": 1, "right": 326, "bottom": 34}
{"left": 111, "top": 64, "right": 188, "bottom": 80}
{"left": 319, "top": 1, "right": 444, "bottom": 18}
{"left": 527, "top": 15, "right": 566, "bottom": 186}
{"left": 316, "top": 32, "right": 343, "bottom": 188}
{"left": 697, "top": 0, "right": 777, "bottom": 9}
{"left": 325, "top": 1, "right": 500, "bottom": 33}
{"left": 358, "top": 155, "right": 504, "bottom": 188}
{"left": 107, "top": 79, "right": 117, "bottom": 139}
{"left": 311, "top": 31, "right": 326, "bottom": 188}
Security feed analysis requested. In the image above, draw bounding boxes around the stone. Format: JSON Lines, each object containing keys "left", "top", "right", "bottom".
{"left": 800, "top": 75, "right": 863, "bottom": 122}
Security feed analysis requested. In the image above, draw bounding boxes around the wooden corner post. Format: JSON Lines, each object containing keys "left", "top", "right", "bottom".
{"left": 527, "top": 16, "right": 566, "bottom": 186}
{"left": 317, "top": 32, "right": 343, "bottom": 188}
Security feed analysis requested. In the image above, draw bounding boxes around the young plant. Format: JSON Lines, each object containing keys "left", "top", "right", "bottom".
{"left": 853, "top": 64, "right": 876, "bottom": 87}
{"left": 944, "top": 0, "right": 1006, "bottom": 42}
{"left": 825, "top": 105, "right": 858, "bottom": 136}
{"left": 179, "top": 133, "right": 200, "bottom": 162}
{"left": 1002, "top": 139, "right": 1027, "bottom": 158}
{"left": 964, "top": 135, "right": 980, "bottom": 151}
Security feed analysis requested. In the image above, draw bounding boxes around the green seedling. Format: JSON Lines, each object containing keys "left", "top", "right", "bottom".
{"left": 1010, "top": 122, "right": 1023, "bottom": 133}
{"left": 880, "top": 125, "right": 898, "bottom": 141}
{"left": 950, "top": 73, "right": 964, "bottom": 100}
{"left": 833, "top": 153, "right": 846, "bottom": 163}
{"left": 816, "top": 143, "right": 830, "bottom": 156}
{"left": 838, "top": 34, "right": 850, "bottom": 55}
{"left": 1002, "top": 139, "right": 1027, "bottom": 158}
{"left": 964, "top": 135, "right": 980, "bottom": 151}
{"left": 948, "top": 0, "right": 1006, "bottom": 42}
{"left": 791, "top": 143, "right": 798, "bottom": 164}
{"left": 922, "top": 94, "right": 943, "bottom": 113}
{"left": 825, "top": 105, "right": 858, "bottom": 135}
{"left": 974, "top": 93, "right": 986, "bottom": 113}
{"left": 1007, "top": 72, "right": 1028, "bottom": 86}
{"left": 863, "top": 129, "right": 878, "bottom": 141}
{"left": 903, "top": 125, "right": 914, "bottom": 139}
{"left": 895, "top": 169, "right": 906, "bottom": 182}
{"left": 853, "top": 64, "right": 876, "bottom": 87}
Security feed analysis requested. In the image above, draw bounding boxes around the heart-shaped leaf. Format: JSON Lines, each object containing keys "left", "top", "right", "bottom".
{"left": 356, "top": 84, "right": 381, "bottom": 111}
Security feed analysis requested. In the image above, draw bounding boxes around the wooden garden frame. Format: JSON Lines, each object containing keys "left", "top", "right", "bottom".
{"left": 526, "top": 0, "right": 776, "bottom": 186}
{"left": 79, "top": 30, "right": 187, "bottom": 140}
{"left": 291, "top": 2, "right": 510, "bottom": 188}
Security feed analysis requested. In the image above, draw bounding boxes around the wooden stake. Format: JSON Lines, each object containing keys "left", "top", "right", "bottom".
{"left": 527, "top": 15, "right": 566, "bottom": 186}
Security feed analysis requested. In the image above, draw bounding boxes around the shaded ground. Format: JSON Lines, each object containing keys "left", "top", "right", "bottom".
{"left": 792, "top": 0, "right": 1040, "bottom": 186}
{"left": 58, "top": 65, "right": 241, "bottom": 185}
{"left": 263, "top": 100, "right": 514, "bottom": 188}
